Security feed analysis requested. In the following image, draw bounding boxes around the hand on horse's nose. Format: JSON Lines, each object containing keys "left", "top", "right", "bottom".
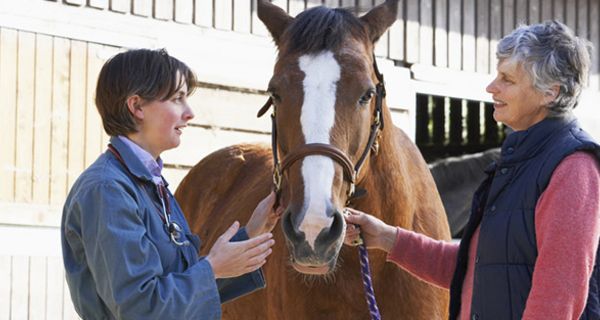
{"left": 246, "top": 191, "right": 284, "bottom": 238}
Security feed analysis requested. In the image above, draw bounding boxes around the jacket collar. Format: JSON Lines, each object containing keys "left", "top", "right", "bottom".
{"left": 499, "top": 113, "right": 577, "bottom": 165}
{"left": 109, "top": 136, "right": 157, "bottom": 184}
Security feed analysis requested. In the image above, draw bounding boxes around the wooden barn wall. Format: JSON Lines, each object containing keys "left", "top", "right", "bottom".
{"left": 30, "top": 0, "right": 600, "bottom": 81}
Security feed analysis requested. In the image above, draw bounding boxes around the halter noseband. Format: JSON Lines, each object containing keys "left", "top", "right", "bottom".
{"left": 257, "top": 54, "right": 386, "bottom": 205}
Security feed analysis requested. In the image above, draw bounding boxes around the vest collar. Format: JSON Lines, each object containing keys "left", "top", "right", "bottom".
{"left": 499, "top": 114, "right": 577, "bottom": 165}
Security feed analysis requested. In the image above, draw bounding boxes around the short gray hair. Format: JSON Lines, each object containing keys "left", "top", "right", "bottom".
{"left": 496, "top": 20, "right": 592, "bottom": 116}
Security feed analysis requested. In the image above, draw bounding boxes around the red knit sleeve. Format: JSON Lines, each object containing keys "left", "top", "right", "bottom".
{"left": 523, "top": 152, "right": 600, "bottom": 320}
{"left": 386, "top": 227, "right": 459, "bottom": 289}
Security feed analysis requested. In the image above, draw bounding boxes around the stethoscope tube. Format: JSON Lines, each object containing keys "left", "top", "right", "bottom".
{"left": 108, "top": 144, "right": 190, "bottom": 247}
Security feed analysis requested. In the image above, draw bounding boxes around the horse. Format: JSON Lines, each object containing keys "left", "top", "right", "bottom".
{"left": 175, "top": 1, "right": 451, "bottom": 318}
{"left": 429, "top": 148, "right": 501, "bottom": 237}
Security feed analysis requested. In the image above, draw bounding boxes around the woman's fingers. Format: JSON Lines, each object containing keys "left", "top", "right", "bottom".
{"left": 217, "top": 221, "right": 240, "bottom": 243}
{"left": 243, "top": 238, "right": 275, "bottom": 258}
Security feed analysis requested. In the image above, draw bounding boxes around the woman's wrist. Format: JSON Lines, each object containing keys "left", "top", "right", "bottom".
{"left": 379, "top": 225, "right": 398, "bottom": 253}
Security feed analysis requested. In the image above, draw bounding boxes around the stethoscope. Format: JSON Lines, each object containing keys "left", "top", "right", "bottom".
{"left": 108, "top": 144, "right": 190, "bottom": 247}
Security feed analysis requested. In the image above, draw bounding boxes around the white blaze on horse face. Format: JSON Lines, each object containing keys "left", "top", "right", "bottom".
{"left": 297, "top": 51, "right": 340, "bottom": 250}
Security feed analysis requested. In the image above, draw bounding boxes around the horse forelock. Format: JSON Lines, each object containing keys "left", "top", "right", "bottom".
{"left": 284, "top": 6, "right": 368, "bottom": 55}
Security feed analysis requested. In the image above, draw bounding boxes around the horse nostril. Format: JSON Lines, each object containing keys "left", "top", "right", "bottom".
{"left": 281, "top": 209, "right": 304, "bottom": 244}
{"left": 316, "top": 210, "right": 345, "bottom": 245}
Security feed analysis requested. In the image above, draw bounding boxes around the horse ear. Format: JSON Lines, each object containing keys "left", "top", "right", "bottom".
{"left": 359, "top": 0, "right": 399, "bottom": 43}
{"left": 257, "top": 0, "right": 293, "bottom": 46}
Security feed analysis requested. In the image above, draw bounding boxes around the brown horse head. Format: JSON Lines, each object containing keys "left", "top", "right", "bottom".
{"left": 257, "top": 0, "right": 399, "bottom": 275}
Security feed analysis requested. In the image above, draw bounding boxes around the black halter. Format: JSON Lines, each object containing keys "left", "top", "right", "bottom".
{"left": 257, "top": 54, "right": 386, "bottom": 206}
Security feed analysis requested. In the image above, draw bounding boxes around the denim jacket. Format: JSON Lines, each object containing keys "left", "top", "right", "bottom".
{"left": 61, "top": 136, "right": 265, "bottom": 319}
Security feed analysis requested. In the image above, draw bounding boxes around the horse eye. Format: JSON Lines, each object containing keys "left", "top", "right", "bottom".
{"left": 358, "top": 90, "right": 375, "bottom": 105}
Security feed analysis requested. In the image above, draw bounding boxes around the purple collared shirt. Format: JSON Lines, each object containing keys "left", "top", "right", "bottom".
{"left": 117, "top": 136, "right": 164, "bottom": 185}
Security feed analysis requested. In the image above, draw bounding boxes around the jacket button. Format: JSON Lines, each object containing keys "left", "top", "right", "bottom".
{"left": 506, "top": 147, "right": 515, "bottom": 154}
{"left": 475, "top": 256, "right": 480, "bottom": 263}
{"left": 500, "top": 168, "right": 508, "bottom": 174}
{"left": 472, "top": 314, "right": 479, "bottom": 320}
{"left": 490, "top": 205, "right": 496, "bottom": 212}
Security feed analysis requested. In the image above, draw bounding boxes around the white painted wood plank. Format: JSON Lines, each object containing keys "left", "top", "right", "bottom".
{"left": 405, "top": 0, "right": 420, "bottom": 63}
{"left": 88, "top": 0, "right": 108, "bottom": 10}
{"left": 577, "top": 0, "right": 588, "bottom": 38}
{"left": 503, "top": 0, "right": 514, "bottom": 36}
{"left": 447, "top": 0, "right": 461, "bottom": 69}
{"left": 554, "top": 0, "right": 565, "bottom": 23}
{"left": 324, "top": 0, "right": 339, "bottom": 7}
{"left": 388, "top": 0, "right": 404, "bottom": 61}
{"left": 109, "top": 0, "right": 130, "bottom": 13}
{"left": 541, "top": 0, "right": 552, "bottom": 21}
{"left": 0, "top": 225, "right": 62, "bottom": 256}
{"left": 462, "top": 0, "right": 476, "bottom": 72}
{"left": 528, "top": 0, "right": 540, "bottom": 23}
{"left": 84, "top": 43, "right": 105, "bottom": 168}
{"left": 174, "top": 0, "right": 194, "bottom": 24}
{"left": 0, "top": 28, "right": 18, "bottom": 203}
{"left": 515, "top": 0, "right": 527, "bottom": 25}
{"left": 307, "top": 0, "right": 322, "bottom": 9}
{"left": 33, "top": 34, "right": 53, "bottom": 204}
{"left": 434, "top": 0, "right": 447, "bottom": 67}
{"left": 233, "top": 0, "right": 252, "bottom": 33}
{"left": 50, "top": 37, "right": 71, "bottom": 205}
{"left": 28, "top": 256, "right": 47, "bottom": 319}
{"left": 0, "top": 256, "right": 10, "bottom": 320}
{"left": 565, "top": 0, "right": 576, "bottom": 30}
{"left": 64, "top": 0, "right": 84, "bottom": 5}
{"left": 419, "top": 0, "right": 433, "bottom": 65}
{"left": 67, "top": 40, "right": 87, "bottom": 190}
{"left": 154, "top": 0, "right": 173, "bottom": 21}
{"left": 10, "top": 256, "right": 29, "bottom": 319}
{"left": 161, "top": 127, "right": 271, "bottom": 167}
{"left": 15, "top": 31, "right": 36, "bottom": 203}
{"left": 132, "top": 0, "right": 151, "bottom": 17}
{"left": 590, "top": 0, "right": 599, "bottom": 90}
{"left": 46, "top": 257, "right": 64, "bottom": 319}
{"left": 195, "top": 0, "right": 213, "bottom": 27}
{"left": 188, "top": 87, "right": 271, "bottom": 132}
{"left": 476, "top": 0, "right": 490, "bottom": 73}
{"left": 63, "top": 276, "right": 79, "bottom": 320}
{"left": 289, "top": 0, "right": 306, "bottom": 16}
{"left": 489, "top": 0, "right": 502, "bottom": 67}
{"left": 215, "top": 0, "right": 233, "bottom": 30}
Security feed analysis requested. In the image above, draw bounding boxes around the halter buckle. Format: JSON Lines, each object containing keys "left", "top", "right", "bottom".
{"left": 273, "top": 163, "right": 282, "bottom": 192}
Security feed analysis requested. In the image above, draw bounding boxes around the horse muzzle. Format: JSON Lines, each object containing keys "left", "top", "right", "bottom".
{"left": 281, "top": 208, "right": 346, "bottom": 275}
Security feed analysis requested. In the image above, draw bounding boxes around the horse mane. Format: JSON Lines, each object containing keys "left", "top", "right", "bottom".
{"left": 285, "top": 6, "right": 368, "bottom": 54}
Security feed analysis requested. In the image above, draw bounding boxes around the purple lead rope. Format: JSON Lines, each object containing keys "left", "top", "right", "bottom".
{"left": 357, "top": 235, "right": 382, "bottom": 320}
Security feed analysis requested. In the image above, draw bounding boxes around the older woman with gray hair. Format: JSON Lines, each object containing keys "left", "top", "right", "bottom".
{"left": 344, "top": 20, "right": 600, "bottom": 319}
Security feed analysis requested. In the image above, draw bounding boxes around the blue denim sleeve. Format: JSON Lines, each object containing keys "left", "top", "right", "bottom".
{"left": 216, "top": 227, "right": 266, "bottom": 303}
{"left": 66, "top": 182, "right": 221, "bottom": 319}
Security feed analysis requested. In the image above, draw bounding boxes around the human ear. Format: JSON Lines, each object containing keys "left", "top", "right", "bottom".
{"left": 544, "top": 84, "right": 560, "bottom": 105}
{"left": 126, "top": 95, "right": 144, "bottom": 120}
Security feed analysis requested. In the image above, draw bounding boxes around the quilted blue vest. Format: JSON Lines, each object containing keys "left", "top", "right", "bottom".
{"left": 449, "top": 115, "right": 600, "bottom": 320}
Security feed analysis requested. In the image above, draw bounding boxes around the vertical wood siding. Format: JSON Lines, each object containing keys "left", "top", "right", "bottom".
{"left": 0, "top": 255, "right": 79, "bottom": 320}
{"left": 37, "top": 0, "right": 600, "bottom": 87}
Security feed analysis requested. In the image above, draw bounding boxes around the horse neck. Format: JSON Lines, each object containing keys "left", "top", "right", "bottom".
{"left": 354, "top": 103, "right": 416, "bottom": 229}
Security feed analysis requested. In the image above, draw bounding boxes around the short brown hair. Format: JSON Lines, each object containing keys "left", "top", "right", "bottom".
{"left": 95, "top": 48, "right": 197, "bottom": 136}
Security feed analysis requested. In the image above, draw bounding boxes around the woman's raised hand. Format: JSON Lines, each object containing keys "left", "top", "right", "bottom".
{"left": 206, "top": 221, "right": 275, "bottom": 279}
